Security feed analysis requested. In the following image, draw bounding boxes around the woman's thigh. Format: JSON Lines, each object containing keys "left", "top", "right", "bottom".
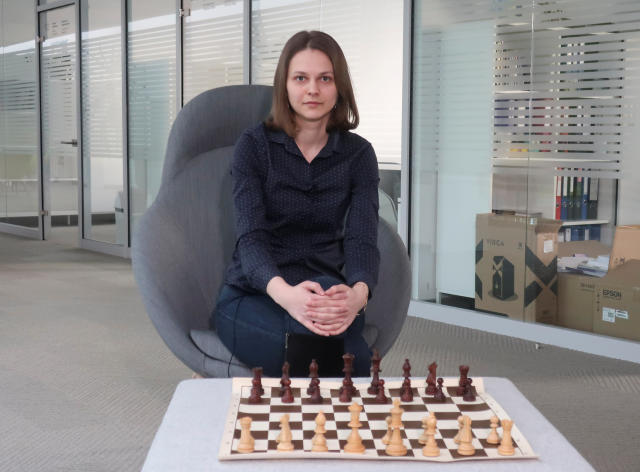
{"left": 215, "top": 286, "right": 288, "bottom": 376}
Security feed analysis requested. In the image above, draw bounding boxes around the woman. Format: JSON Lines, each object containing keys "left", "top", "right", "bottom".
{"left": 212, "top": 30, "right": 379, "bottom": 377}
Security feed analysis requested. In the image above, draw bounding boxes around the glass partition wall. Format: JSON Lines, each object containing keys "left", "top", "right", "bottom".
{"left": 0, "top": 0, "right": 40, "bottom": 233}
{"left": 411, "top": 0, "right": 639, "bottom": 345}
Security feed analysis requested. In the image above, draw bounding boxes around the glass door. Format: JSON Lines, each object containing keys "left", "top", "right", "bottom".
{"left": 39, "top": 4, "right": 79, "bottom": 244}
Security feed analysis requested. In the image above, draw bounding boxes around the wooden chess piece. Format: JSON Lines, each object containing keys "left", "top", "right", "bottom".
{"left": 309, "top": 378, "right": 323, "bottom": 404}
{"left": 279, "top": 361, "right": 290, "bottom": 397}
{"left": 433, "top": 377, "right": 446, "bottom": 402}
{"left": 457, "top": 415, "right": 475, "bottom": 456}
{"left": 418, "top": 416, "right": 429, "bottom": 444}
{"left": 253, "top": 367, "right": 264, "bottom": 394}
{"left": 486, "top": 415, "right": 500, "bottom": 444}
{"left": 237, "top": 416, "right": 255, "bottom": 453}
{"left": 375, "top": 379, "right": 388, "bottom": 403}
{"left": 457, "top": 365, "right": 469, "bottom": 396}
{"left": 400, "top": 377, "right": 413, "bottom": 402}
{"left": 368, "top": 349, "right": 381, "bottom": 394}
{"left": 249, "top": 367, "right": 263, "bottom": 404}
{"left": 339, "top": 353, "right": 357, "bottom": 397}
{"left": 422, "top": 412, "right": 440, "bottom": 457}
{"left": 344, "top": 402, "right": 365, "bottom": 453}
{"left": 311, "top": 411, "right": 328, "bottom": 452}
{"left": 463, "top": 378, "right": 476, "bottom": 402}
{"left": 385, "top": 399, "right": 407, "bottom": 456}
{"left": 281, "top": 377, "right": 294, "bottom": 403}
{"left": 307, "top": 359, "right": 319, "bottom": 394}
{"left": 381, "top": 416, "right": 392, "bottom": 445}
{"left": 497, "top": 419, "right": 515, "bottom": 456}
{"left": 276, "top": 414, "right": 294, "bottom": 451}
{"left": 425, "top": 361, "right": 437, "bottom": 395}
{"left": 453, "top": 415, "right": 464, "bottom": 444}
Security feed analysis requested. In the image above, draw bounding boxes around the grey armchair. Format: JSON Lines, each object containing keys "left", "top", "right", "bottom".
{"left": 132, "top": 85, "right": 411, "bottom": 377}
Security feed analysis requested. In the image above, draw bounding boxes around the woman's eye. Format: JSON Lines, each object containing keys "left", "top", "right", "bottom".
{"left": 294, "top": 76, "right": 305, "bottom": 81}
{"left": 321, "top": 76, "right": 332, "bottom": 82}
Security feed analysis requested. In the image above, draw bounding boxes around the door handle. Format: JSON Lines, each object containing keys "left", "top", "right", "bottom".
{"left": 60, "top": 139, "right": 78, "bottom": 147}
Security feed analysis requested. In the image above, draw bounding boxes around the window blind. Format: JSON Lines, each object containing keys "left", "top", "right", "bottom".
{"left": 493, "top": 0, "right": 640, "bottom": 179}
{"left": 182, "top": 0, "right": 244, "bottom": 105}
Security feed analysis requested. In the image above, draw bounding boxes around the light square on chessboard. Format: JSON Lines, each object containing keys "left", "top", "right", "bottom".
{"left": 268, "top": 411, "right": 302, "bottom": 423}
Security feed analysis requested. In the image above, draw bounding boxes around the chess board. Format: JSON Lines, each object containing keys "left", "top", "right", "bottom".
{"left": 218, "top": 377, "right": 538, "bottom": 462}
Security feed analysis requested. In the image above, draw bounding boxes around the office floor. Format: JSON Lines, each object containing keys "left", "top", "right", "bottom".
{"left": 1, "top": 231, "right": 639, "bottom": 471}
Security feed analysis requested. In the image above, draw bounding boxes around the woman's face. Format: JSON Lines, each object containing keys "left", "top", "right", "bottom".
{"left": 286, "top": 48, "right": 338, "bottom": 128}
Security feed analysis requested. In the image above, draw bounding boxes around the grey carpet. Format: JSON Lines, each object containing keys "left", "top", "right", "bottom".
{"left": 1, "top": 231, "right": 639, "bottom": 471}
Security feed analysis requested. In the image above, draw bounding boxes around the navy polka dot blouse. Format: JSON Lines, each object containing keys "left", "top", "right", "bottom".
{"left": 224, "top": 122, "right": 380, "bottom": 296}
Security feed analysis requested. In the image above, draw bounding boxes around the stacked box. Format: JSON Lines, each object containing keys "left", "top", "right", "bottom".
{"left": 475, "top": 213, "right": 562, "bottom": 324}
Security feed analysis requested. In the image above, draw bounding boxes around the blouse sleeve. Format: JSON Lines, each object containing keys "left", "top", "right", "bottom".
{"left": 343, "top": 142, "right": 380, "bottom": 296}
{"left": 231, "top": 130, "right": 282, "bottom": 292}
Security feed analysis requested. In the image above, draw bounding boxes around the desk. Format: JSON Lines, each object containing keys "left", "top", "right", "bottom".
{"left": 142, "top": 378, "right": 595, "bottom": 472}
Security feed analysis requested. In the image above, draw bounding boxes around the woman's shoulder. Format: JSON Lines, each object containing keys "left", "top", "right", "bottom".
{"left": 338, "top": 130, "right": 375, "bottom": 156}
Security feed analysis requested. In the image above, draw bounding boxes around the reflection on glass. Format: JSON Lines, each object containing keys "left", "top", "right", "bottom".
{"left": 411, "top": 0, "right": 515, "bottom": 303}
{"left": 412, "top": 0, "right": 639, "bottom": 342}
{"left": 81, "top": 0, "right": 124, "bottom": 245}
{"left": 127, "top": 0, "right": 176, "bottom": 236}
{"left": 0, "top": 0, "right": 39, "bottom": 228}
{"left": 40, "top": 6, "right": 78, "bottom": 225}
{"left": 183, "top": 0, "right": 244, "bottom": 105}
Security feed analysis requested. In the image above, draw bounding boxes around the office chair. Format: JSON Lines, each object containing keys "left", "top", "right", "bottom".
{"left": 132, "top": 85, "right": 411, "bottom": 377}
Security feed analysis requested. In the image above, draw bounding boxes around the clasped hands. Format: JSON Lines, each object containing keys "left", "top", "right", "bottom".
{"left": 267, "top": 277, "right": 368, "bottom": 337}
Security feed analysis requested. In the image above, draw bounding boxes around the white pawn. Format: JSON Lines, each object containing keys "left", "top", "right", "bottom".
{"left": 276, "top": 414, "right": 294, "bottom": 452}
{"left": 453, "top": 415, "right": 464, "bottom": 444}
{"left": 422, "top": 412, "right": 440, "bottom": 457}
{"left": 486, "top": 415, "right": 500, "bottom": 445}
{"left": 382, "top": 416, "right": 392, "bottom": 445}
{"left": 311, "top": 411, "right": 328, "bottom": 452}
{"left": 498, "top": 419, "right": 515, "bottom": 456}
{"left": 418, "top": 416, "right": 428, "bottom": 444}
{"left": 237, "top": 417, "right": 255, "bottom": 453}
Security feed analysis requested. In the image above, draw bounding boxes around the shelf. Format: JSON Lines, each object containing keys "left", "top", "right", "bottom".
{"left": 560, "top": 219, "right": 609, "bottom": 226}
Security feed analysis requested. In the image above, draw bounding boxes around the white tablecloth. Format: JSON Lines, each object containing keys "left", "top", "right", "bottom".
{"left": 142, "top": 377, "right": 595, "bottom": 472}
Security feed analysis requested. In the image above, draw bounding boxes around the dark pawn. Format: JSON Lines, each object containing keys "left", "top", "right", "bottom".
{"left": 252, "top": 367, "right": 264, "bottom": 395}
{"left": 309, "top": 378, "right": 323, "bottom": 404}
{"left": 456, "top": 365, "right": 469, "bottom": 396}
{"left": 463, "top": 378, "right": 476, "bottom": 402}
{"left": 434, "top": 377, "right": 446, "bottom": 402}
{"left": 402, "top": 358, "right": 411, "bottom": 378}
{"left": 375, "top": 379, "right": 388, "bottom": 403}
{"left": 280, "top": 361, "right": 290, "bottom": 397}
{"left": 400, "top": 377, "right": 413, "bottom": 402}
{"left": 281, "top": 377, "right": 294, "bottom": 403}
{"left": 248, "top": 367, "right": 263, "bottom": 404}
{"left": 339, "top": 353, "right": 356, "bottom": 397}
{"left": 425, "top": 361, "right": 437, "bottom": 395}
{"left": 307, "top": 359, "right": 319, "bottom": 394}
{"left": 368, "top": 349, "right": 381, "bottom": 395}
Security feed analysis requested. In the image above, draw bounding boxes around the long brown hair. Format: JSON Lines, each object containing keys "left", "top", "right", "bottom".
{"left": 265, "top": 30, "right": 359, "bottom": 137}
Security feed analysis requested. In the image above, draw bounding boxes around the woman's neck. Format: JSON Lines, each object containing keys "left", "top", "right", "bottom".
{"left": 294, "top": 119, "right": 329, "bottom": 162}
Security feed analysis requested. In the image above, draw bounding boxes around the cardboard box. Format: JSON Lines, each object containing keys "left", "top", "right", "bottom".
{"left": 556, "top": 240, "right": 610, "bottom": 332}
{"left": 609, "top": 225, "right": 640, "bottom": 271}
{"left": 475, "top": 213, "right": 563, "bottom": 323}
{"left": 593, "top": 260, "right": 640, "bottom": 341}
{"left": 557, "top": 240, "right": 610, "bottom": 258}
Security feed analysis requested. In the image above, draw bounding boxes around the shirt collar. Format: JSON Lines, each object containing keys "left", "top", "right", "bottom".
{"left": 266, "top": 127, "right": 341, "bottom": 159}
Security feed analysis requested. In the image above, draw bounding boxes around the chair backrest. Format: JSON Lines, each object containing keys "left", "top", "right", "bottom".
{"left": 133, "top": 84, "right": 410, "bottom": 373}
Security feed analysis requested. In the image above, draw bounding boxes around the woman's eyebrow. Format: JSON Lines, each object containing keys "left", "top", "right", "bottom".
{"left": 290, "top": 70, "right": 334, "bottom": 75}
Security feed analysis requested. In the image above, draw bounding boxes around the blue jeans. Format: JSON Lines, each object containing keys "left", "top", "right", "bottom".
{"left": 212, "top": 276, "right": 371, "bottom": 377}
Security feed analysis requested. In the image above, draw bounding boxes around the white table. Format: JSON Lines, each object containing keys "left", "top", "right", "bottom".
{"left": 142, "top": 377, "right": 595, "bottom": 472}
